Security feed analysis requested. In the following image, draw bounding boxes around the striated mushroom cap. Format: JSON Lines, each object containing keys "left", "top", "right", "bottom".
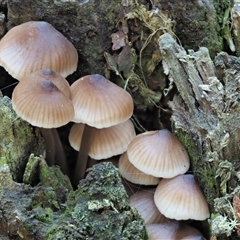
{"left": 154, "top": 174, "right": 210, "bottom": 221}
{"left": 12, "top": 77, "right": 74, "bottom": 128}
{"left": 0, "top": 21, "right": 78, "bottom": 79}
{"left": 119, "top": 152, "right": 160, "bottom": 185}
{"left": 69, "top": 120, "right": 136, "bottom": 159}
{"left": 70, "top": 74, "right": 134, "bottom": 128}
{"left": 127, "top": 129, "right": 190, "bottom": 178}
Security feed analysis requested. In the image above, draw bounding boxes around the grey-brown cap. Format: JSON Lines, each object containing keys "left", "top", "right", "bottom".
{"left": 12, "top": 76, "right": 74, "bottom": 128}
{"left": 154, "top": 174, "right": 210, "bottom": 221}
{"left": 146, "top": 221, "right": 205, "bottom": 240}
{"left": 127, "top": 129, "right": 190, "bottom": 178}
{"left": 0, "top": 21, "right": 78, "bottom": 79}
{"left": 69, "top": 120, "right": 136, "bottom": 159}
{"left": 130, "top": 189, "right": 167, "bottom": 224}
{"left": 70, "top": 74, "right": 134, "bottom": 128}
{"left": 20, "top": 68, "right": 71, "bottom": 99}
{"left": 119, "top": 152, "right": 160, "bottom": 185}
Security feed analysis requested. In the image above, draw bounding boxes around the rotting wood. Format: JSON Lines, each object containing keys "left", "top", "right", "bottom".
{"left": 159, "top": 33, "right": 240, "bottom": 239}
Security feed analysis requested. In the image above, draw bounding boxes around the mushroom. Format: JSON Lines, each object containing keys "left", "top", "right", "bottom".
{"left": 0, "top": 21, "right": 78, "bottom": 80}
{"left": 154, "top": 174, "right": 210, "bottom": 221}
{"left": 12, "top": 69, "right": 74, "bottom": 175}
{"left": 69, "top": 119, "right": 136, "bottom": 160}
{"left": 146, "top": 221, "right": 205, "bottom": 240}
{"left": 119, "top": 152, "right": 160, "bottom": 185}
{"left": 127, "top": 129, "right": 190, "bottom": 178}
{"left": 129, "top": 189, "right": 167, "bottom": 224}
{"left": 70, "top": 74, "right": 134, "bottom": 185}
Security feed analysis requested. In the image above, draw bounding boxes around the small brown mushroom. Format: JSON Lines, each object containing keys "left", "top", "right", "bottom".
{"left": 70, "top": 74, "right": 134, "bottom": 185}
{"left": 154, "top": 174, "right": 210, "bottom": 221}
{"left": 146, "top": 221, "right": 205, "bottom": 240}
{"left": 119, "top": 152, "right": 160, "bottom": 185}
{"left": 127, "top": 129, "right": 190, "bottom": 178}
{"left": 69, "top": 120, "right": 135, "bottom": 160}
{"left": 130, "top": 189, "right": 167, "bottom": 224}
{"left": 12, "top": 71, "right": 74, "bottom": 175}
{"left": 0, "top": 21, "right": 78, "bottom": 79}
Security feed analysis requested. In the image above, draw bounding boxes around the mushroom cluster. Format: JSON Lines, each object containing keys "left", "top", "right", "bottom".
{"left": 118, "top": 129, "right": 210, "bottom": 239}
{"left": 1, "top": 21, "right": 210, "bottom": 238}
{"left": 69, "top": 74, "right": 134, "bottom": 186}
{"left": 0, "top": 21, "right": 136, "bottom": 187}
{"left": 0, "top": 21, "right": 78, "bottom": 177}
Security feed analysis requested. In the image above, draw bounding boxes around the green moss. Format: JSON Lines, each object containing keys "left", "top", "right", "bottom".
{"left": 34, "top": 207, "right": 54, "bottom": 223}
{"left": 212, "top": 0, "right": 232, "bottom": 52}
{"left": 47, "top": 162, "right": 148, "bottom": 239}
{"left": 0, "top": 157, "right": 7, "bottom": 167}
{"left": 0, "top": 94, "right": 44, "bottom": 182}
{"left": 37, "top": 159, "right": 72, "bottom": 209}
{"left": 175, "top": 129, "right": 219, "bottom": 212}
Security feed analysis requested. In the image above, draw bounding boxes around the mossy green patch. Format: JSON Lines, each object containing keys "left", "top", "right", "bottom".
{"left": 47, "top": 162, "right": 148, "bottom": 239}
{"left": 174, "top": 129, "right": 219, "bottom": 212}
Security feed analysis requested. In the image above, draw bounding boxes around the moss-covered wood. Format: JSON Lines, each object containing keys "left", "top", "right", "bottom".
{"left": 0, "top": 159, "right": 147, "bottom": 239}
{"left": 159, "top": 33, "right": 240, "bottom": 239}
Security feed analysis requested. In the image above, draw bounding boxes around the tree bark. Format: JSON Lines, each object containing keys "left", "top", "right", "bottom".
{"left": 159, "top": 33, "right": 240, "bottom": 239}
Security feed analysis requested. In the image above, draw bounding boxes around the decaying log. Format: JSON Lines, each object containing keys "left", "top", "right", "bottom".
{"left": 159, "top": 33, "right": 240, "bottom": 239}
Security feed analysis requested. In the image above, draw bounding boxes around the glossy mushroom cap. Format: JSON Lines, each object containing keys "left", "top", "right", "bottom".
{"left": 70, "top": 74, "right": 134, "bottom": 128}
{"left": 127, "top": 129, "right": 190, "bottom": 178}
{"left": 130, "top": 189, "right": 167, "bottom": 224}
{"left": 119, "top": 152, "right": 160, "bottom": 185}
{"left": 0, "top": 21, "right": 78, "bottom": 79}
{"left": 181, "top": 236, "right": 206, "bottom": 240}
{"left": 154, "top": 174, "right": 210, "bottom": 221}
{"left": 69, "top": 120, "right": 136, "bottom": 159}
{"left": 20, "top": 68, "right": 71, "bottom": 98}
{"left": 146, "top": 222, "right": 205, "bottom": 240}
{"left": 12, "top": 77, "right": 74, "bottom": 128}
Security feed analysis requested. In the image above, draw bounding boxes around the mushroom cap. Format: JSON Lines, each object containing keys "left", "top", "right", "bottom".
{"left": 146, "top": 222, "right": 204, "bottom": 240}
{"left": 181, "top": 236, "right": 206, "bottom": 240}
{"left": 20, "top": 68, "right": 71, "bottom": 99}
{"left": 154, "top": 174, "right": 210, "bottom": 221}
{"left": 119, "top": 152, "right": 160, "bottom": 185}
{"left": 130, "top": 189, "right": 167, "bottom": 224}
{"left": 12, "top": 77, "right": 74, "bottom": 128}
{"left": 70, "top": 74, "right": 134, "bottom": 128}
{"left": 69, "top": 119, "right": 136, "bottom": 159}
{"left": 0, "top": 21, "right": 78, "bottom": 79}
{"left": 127, "top": 129, "right": 190, "bottom": 178}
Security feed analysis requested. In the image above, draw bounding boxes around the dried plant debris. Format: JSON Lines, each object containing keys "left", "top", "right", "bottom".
{"left": 105, "top": 4, "right": 175, "bottom": 129}
{"left": 210, "top": 188, "right": 240, "bottom": 238}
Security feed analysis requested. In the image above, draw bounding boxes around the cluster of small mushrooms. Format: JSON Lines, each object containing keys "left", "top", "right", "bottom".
{"left": 0, "top": 21, "right": 210, "bottom": 239}
{"left": 119, "top": 130, "right": 210, "bottom": 239}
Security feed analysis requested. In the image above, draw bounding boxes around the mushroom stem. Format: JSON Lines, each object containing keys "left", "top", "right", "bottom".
{"left": 73, "top": 124, "right": 94, "bottom": 187}
{"left": 51, "top": 128, "right": 69, "bottom": 176}
{"left": 40, "top": 128, "right": 55, "bottom": 166}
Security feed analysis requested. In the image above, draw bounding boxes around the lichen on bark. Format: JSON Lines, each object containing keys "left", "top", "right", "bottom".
{"left": 0, "top": 93, "right": 44, "bottom": 182}
{"left": 158, "top": 33, "right": 240, "bottom": 239}
{"left": 0, "top": 154, "right": 147, "bottom": 239}
{"left": 47, "top": 162, "right": 148, "bottom": 240}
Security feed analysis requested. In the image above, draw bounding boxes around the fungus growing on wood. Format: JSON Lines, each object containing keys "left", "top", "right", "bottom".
{"left": 130, "top": 189, "right": 167, "bottom": 224}
{"left": 70, "top": 74, "right": 134, "bottom": 185}
{"left": 119, "top": 152, "right": 160, "bottom": 185}
{"left": 12, "top": 70, "right": 74, "bottom": 175}
{"left": 127, "top": 129, "right": 190, "bottom": 178}
{"left": 154, "top": 174, "right": 210, "bottom": 221}
{"left": 0, "top": 21, "right": 78, "bottom": 79}
{"left": 69, "top": 120, "right": 135, "bottom": 160}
